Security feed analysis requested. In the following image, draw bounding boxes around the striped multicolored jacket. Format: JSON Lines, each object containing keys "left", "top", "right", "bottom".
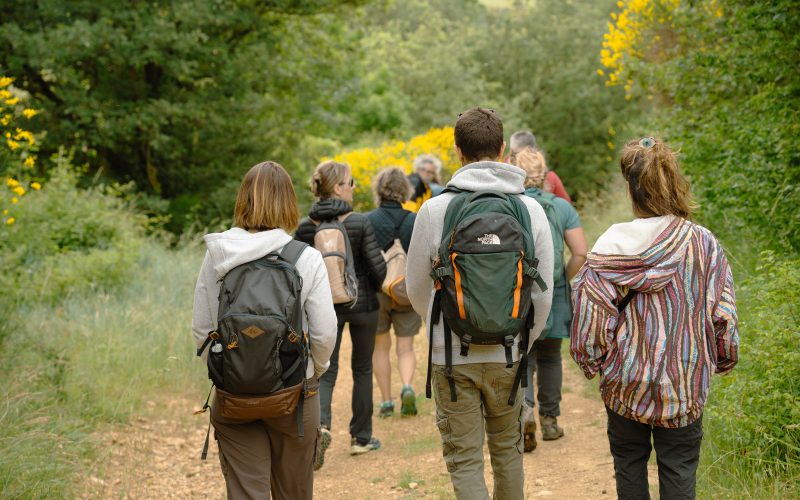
{"left": 570, "top": 216, "right": 738, "bottom": 428}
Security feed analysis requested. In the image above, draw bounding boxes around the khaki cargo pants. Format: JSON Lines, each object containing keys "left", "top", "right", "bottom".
{"left": 431, "top": 362, "right": 524, "bottom": 500}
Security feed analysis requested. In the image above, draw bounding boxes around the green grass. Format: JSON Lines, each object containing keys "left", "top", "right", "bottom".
{"left": 0, "top": 241, "right": 205, "bottom": 497}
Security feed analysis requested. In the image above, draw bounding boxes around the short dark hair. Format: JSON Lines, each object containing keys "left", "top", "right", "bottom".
{"left": 454, "top": 107, "right": 504, "bottom": 162}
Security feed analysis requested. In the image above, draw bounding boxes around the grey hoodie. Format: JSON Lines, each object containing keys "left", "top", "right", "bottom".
{"left": 406, "top": 161, "right": 554, "bottom": 366}
{"left": 191, "top": 227, "right": 338, "bottom": 379}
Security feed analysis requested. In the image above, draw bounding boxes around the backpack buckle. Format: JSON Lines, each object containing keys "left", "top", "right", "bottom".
{"left": 459, "top": 334, "right": 472, "bottom": 357}
{"left": 288, "top": 330, "right": 300, "bottom": 344}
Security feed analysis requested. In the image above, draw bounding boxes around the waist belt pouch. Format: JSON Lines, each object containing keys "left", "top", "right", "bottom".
{"left": 216, "top": 381, "right": 303, "bottom": 420}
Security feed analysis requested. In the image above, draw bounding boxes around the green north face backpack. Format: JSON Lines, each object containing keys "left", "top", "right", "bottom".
{"left": 425, "top": 189, "right": 548, "bottom": 405}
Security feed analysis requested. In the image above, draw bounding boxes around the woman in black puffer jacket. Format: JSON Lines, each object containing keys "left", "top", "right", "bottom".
{"left": 295, "top": 160, "right": 386, "bottom": 464}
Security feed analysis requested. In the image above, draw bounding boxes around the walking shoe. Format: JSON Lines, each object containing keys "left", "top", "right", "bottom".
{"left": 314, "top": 427, "right": 332, "bottom": 471}
{"left": 350, "top": 436, "right": 381, "bottom": 455}
{"left": 522, "top": 403, "right": 537, "bottom": 452}
{"left": 540, "top": 415, "right": 564, "bottom": 441}
{"left": 400, "top": 386, "right": 417, "bottom": 417}
{"left": 378, "top": 401, "right": 395, "bottom": 419}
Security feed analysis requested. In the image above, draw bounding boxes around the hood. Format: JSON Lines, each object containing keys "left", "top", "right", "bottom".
{"left": 203, "top": 227, "right": 293, "bottom": 279}
{"left": 446, "top": 161, "right": 526, "bottom": 194}
{"left": 309, "top": 198, "right": 352, "bottom": 222}
{"left": 587, "top": 216, "right": 690, "bottom": 292}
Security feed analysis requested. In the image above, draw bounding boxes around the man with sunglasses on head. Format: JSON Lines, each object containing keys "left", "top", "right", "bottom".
{"left": 403, "top": 154, "right": 439, "bottom": 213}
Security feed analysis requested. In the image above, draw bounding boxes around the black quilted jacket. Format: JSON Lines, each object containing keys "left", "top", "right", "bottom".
{"left": 295, "top": 199, "right": 387, "bottom": 314}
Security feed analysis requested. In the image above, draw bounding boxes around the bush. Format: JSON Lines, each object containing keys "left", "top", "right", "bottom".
{"left": 0, "top": 163, "right": 146, "bottom": 331}
{"left": 703, "top": 251, "right": 800, "bottom": 481}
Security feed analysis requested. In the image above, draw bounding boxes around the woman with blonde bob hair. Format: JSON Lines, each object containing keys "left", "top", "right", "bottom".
{"left": 570, "top": 138, "right": 739, "bottom": 499}
{"left": 366, "top": 167, "right": 421, "bottom": 419}
{"left": 191, "top": 161, "right": 337, "bottom": 499}
{"left": 511, "top": 148, "right": 587, "bottom": 450}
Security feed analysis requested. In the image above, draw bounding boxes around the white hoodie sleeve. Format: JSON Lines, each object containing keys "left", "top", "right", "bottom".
{"left": 299, "top": 248, "right": 338, "bottom": 378}
{"left": 406, "top": 201, "right": 436, "bottom": 319}
{"left": 191, "top": 250, "right": 220, "bottom": 359}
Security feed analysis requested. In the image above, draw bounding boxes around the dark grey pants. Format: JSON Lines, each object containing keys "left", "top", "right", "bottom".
{"left": 606, "top": 407, "right": 703, "bottom": 500}
{"left": 524, "top": 338, "right": 563, "bottom": 416}
{"left": 320, "top": 310, "right": 378, "bottom": 443}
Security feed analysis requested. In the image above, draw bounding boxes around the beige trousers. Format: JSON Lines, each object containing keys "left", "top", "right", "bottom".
{"left": 432, "top": 362, "right": 524, "bottom": 500}
{"left": 211, "top": 384, "right": 320, "bottom": 500}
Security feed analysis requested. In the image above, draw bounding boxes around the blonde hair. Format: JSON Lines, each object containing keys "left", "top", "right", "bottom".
{"left": 372, "top": 167, "right": 413, "bottom": 206}
{"left": 234, "top": 161, "right": 299, "bottom": 232}
{"left": 310, "top": 160, "right": 350, "bottom": 200}
{"left": 513, "top": 147, "right": 548, "bottom": 189}
{"left": 619, "top": 138, "right": 696, "bottom": 219}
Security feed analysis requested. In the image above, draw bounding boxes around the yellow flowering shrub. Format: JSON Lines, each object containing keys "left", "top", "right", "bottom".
{"left": 1, "top": 76, "right": 42, "bottom": 226}
{"left": 326, "top": 127, "right": 458, "bottom": 210}
{"left": 600, "top": 0, "right": 682, "bottom": 90}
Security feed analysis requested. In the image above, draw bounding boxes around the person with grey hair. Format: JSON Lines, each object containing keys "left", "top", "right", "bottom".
{"left": 367, "top": 168, "right": 422, "bottom": 419}
{"left": 507, "top": 130, "right": 573, "bottom": 203}
{"left": 403, "top": 154, "right": 439, "bottom": 212}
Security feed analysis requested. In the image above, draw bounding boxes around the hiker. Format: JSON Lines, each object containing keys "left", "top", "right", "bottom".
{"left": 191, "top": 161, "right": 337, "bottom": 499}
{"left": 571, "top": 138, "right": 739, "bottom": 499}
{"left": 512, "top": 148, "right": 587, "bottom": 451}
{"left": 406, "top": 107, "right": 554, "bottom": 499}
{"left": 508, "top": 130, "right": 573, "bottom": 203}
{"left": 402, "top": 154, "right": 438, "bottom": 212}
{"left": 366, "top": 167, "right": 422, "bottom": 419}
{"left": 295, "top": 160, "right": 387, "bottom": 465}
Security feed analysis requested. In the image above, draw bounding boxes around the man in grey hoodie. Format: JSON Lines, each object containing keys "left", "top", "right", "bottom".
{"left": 406, "top": 108, "right": 554, "bottom": 499}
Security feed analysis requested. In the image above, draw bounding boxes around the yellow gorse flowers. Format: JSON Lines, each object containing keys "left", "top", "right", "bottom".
{"left": 1, "top": 75, "right": 43, "bottom": 226}
{"left": 327, "top": 127, "right": 458, "bottom": 197}
{"left": 600, "top": 0, "right": 681, "bottom": 89}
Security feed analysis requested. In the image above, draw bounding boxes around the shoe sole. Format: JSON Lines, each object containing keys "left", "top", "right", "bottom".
{"left": 350, "top": 446, "right": 375, "bottom": 456}
{"left": 314, "top": 430, "right": 332, "bottom": 471}
{"left": 542, "top": 432, "right": 564, "bottom": 441}
{"left": 400, "top": 391, "right": 417, "bottom": 417}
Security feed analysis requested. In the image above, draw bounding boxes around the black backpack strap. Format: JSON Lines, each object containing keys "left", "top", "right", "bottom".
{"left": 443, "top": 320, "right": 457, "bottom": 402}
{"left": 280, "top": 239, "right": 308, "bottom": 266}
{"left": 503, "top": 335, "right": 514, "bottom": 368}
{"left": 425, "top": 290, "right": 442, "bottom": 399}
{"left": 615, "top": 289, "right": 638, "bottom": 313}
{"left": 508, "top": 310, "right": 535, "bottom": 406}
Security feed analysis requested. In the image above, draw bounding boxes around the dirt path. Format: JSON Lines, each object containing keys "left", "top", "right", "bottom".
{"left": 83, "top": 332, "right": 656, "bottom": 499}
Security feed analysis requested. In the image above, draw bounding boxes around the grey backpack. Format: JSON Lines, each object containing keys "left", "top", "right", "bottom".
{"left": 196, "top": 240, "right": 309, "bottom": 458}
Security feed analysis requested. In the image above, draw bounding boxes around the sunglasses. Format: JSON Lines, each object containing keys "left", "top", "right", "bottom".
{"left": 338, "top": 178, "right": 355, "bottom": 187}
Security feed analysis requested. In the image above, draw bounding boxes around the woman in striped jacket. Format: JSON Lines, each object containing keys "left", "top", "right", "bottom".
{"left": 570, "top": 137, "right": 739, "bottom": 500}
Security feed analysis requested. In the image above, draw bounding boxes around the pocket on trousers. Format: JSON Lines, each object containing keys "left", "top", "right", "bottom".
{"left": 435, "top": 413, "right": 457, "bottom": 473}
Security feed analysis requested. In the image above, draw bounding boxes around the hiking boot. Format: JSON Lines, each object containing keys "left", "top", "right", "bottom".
{"left": 540, "top": 415, "right": 564, "bottom": 441}
{"left": 522, "top": 404, "right": 537, "bottom": 452}
{"left": 314, "top": 427, "right": 332, "bottom": 471}
{"left": 400, "top": 386, "right": 417, "bottom": 417}
{"left": 378, "top": 401, "right": 395, "bottom": 419}
{"left": 350, "top": 436, "right": 381, "bottom": 455}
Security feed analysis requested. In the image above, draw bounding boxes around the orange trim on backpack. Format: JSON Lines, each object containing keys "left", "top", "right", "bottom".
{"left": 512, "top": 252, "right": 523, "bottom": 318}
{"left": 451, "top": 253, "right": 467, "bottom": 320}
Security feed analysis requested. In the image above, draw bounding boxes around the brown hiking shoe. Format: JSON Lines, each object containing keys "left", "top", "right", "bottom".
{"left": 522, "top": 404, "right": 537, "bottom": 452}
{"left": 540, "top": 415, "right": 564, "bottom": 441}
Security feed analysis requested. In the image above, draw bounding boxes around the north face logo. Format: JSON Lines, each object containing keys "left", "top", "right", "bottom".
{"left": 477, "top": 234, "right": 501, "bottom": 245}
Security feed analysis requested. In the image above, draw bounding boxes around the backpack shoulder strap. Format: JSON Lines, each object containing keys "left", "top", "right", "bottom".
{"left": 280, "top": 240, "right": 308, "bottom": 266}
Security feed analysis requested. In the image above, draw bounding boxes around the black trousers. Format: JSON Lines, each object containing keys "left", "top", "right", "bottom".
{"left": 319, "top": 310, "right": 378, "bottom": 443}
{"left": 606, "top": 407, "right": 703, "bottom": 500}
